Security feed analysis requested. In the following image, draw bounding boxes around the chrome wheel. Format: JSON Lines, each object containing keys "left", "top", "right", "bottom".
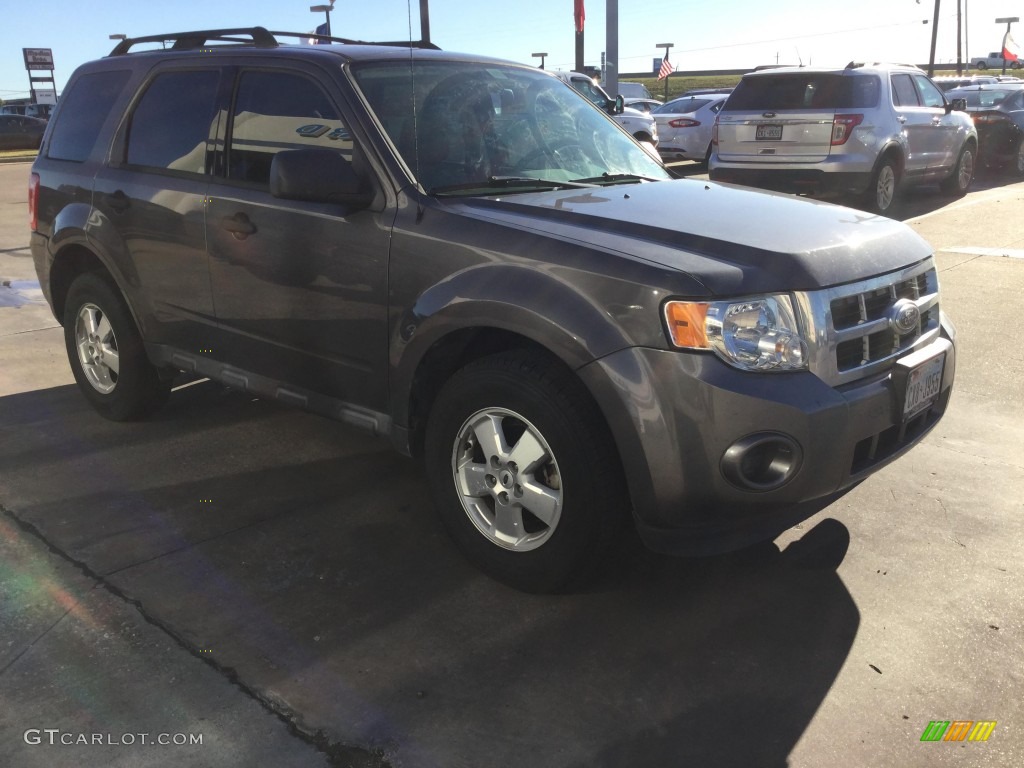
{"left": 451, "top": 407, "right": 562, "bottom": 552}
{"left": 74, "top": 302, "right": 120, "bottom": 394}
{"left": 957, "top": 147, "right": 975, "bottom": 190}
{"left": 875, "top": 164, "right": 896, "bottom": 211}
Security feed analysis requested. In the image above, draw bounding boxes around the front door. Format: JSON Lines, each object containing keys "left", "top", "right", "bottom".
{"left": 205, "top": 67, "right": 392, "bottom": 412}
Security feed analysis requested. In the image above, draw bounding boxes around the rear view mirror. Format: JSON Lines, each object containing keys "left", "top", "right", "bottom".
{"left": 270, "top": 148, "right": 373, "bottom": 208}
{"left": 613, "top": 95, "right": 625, "bottom": 115}
{"left": 950, "top": 98, "right": 967, "bottom": 112}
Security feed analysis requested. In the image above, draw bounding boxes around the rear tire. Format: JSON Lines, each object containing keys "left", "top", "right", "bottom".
{"left": 63, "top": 272, "right": 170, "bottom": 421}
{"left": 863, "top": 156, "right": 901, "bottom": 215}
{"left": 940, "top": 142, "right": 976, "bottom": 196}
{"left": 424, "top": 351, "right": 627, "bottom": 593}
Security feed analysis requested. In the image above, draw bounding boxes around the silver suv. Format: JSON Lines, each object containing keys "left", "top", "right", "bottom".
{"left": 709, "top": 63, "right": 978, "bottom": 214}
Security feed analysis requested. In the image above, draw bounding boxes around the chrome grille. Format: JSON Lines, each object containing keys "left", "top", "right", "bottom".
{"left": 799, "top": 259, "right": 941, "bottom": 387}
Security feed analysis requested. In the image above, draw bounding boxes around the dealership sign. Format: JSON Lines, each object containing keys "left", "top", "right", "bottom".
{"left": 23, "top": 48, "right": 55, "bottom": 71}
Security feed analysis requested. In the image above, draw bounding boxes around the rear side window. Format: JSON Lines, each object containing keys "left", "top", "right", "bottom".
{"left": 891, "top": 74, "right": 920, "bottom": 107}
{"left": 726, "top": 73, "right": 880, "bottom": 110}
{"left": 47, "top": 70, "right": 131, "bottom": 162}
{"left": 126, "top": 70, "right": 220, "bottom": 174}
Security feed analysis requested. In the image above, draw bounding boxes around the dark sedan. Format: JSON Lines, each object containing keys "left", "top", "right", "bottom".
{"left": 946, "top": 84, "right": 1024, "bottom": 174}
{"left": 0, "top": 114, "right": 46, "bottom": 150}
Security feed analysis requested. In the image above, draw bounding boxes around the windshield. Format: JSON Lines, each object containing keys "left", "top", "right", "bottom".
{"left": 352, "top": 61, "right": 669, "bottom": 195}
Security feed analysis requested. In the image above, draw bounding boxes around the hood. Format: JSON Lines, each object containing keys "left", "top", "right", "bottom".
{"left": 447, "top": 179, "right": 933, "bottom": 296}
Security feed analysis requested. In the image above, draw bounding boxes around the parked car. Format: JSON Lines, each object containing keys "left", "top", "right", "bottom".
{"left": 623, "top": 97, "right": 662, "bottom": 114}
{"left": 933, "top": 75, "right": 998, "bottom": 91}
{"left": 617, "top": 81, "right": 654, "bottom": 100}
{"left": 30, "top": 28, "right": 956, "bottom": 592}
{"left": 710, "top": 62, "right": 978, "bottom": 215}
{"left": 551, "top": 71, "right": 659, "bottom": 147}
{"left": 970, "top": 52, "right": 1021, "bottom": 70}
{"left": 653, "top": 93, "right": 729, "bottom": 164}
{"left": 946, "top": 83, "right": 1024, "bottom": 173}
{"left": 0, "top": 114, "right": 46, "bottom": 150}
{"left": 1, "top": 103, "right": 54, "bottom": 120}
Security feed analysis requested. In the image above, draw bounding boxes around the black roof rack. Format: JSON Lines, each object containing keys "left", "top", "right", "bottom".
{"left": 109, "top": 26, "right": 439, "bottom": 56}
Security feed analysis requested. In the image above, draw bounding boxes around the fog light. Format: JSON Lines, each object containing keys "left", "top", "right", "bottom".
{"left": 721, "top": 433, "right": 802, "bottom": 492}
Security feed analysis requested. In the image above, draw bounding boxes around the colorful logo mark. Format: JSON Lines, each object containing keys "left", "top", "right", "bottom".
{"left": 920, "top": 720, "right": 997, "bottom": 742}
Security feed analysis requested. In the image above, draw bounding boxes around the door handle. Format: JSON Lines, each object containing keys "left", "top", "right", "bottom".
{"left": 106, "top": 190, "right": 130, "bottom": 213}
{"left": 897, "top": 116, "right": 907, "bottom": 124}
{"left": 221, "top": 212, "right": 257, "bottom": 240}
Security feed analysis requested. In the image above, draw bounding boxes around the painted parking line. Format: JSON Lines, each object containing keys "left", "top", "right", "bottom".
{"left": 940, "top": 246, "right": 1024, "bottom": 260}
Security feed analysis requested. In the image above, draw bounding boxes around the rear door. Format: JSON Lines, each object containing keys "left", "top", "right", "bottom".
{"left": 715, "top": 73, "right": 837, "bottom": 163}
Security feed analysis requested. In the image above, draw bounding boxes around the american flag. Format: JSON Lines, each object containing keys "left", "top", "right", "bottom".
{"left": 657, "top": 57, "right": 674, "bottom": 80}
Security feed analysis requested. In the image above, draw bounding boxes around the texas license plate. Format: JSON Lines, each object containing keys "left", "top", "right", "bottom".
{"left": 756, "top": 124, "right": 783, "bottom": 140}
{"left": 903, "top": 353, "right": 944, "bottom": 418}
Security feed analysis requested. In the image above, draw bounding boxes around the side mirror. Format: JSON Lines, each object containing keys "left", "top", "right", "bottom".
{"left": 949, "top": 98, "right": 968, "bottom": 112}
{"left": 270, "top": 148, "right": 373, "bottom": 208}
{"left": 612, "top": 95, "right": 625, "bottom": 115}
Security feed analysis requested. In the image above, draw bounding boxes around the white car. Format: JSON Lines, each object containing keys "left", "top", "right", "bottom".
{"left": 653, "top": 93, "right": 729, "bottom": 164}
{"left": 551, "top": 71, "right": 659, "bottom": 147}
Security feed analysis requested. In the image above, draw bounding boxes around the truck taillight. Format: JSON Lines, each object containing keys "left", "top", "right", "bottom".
{"left": 831, "top": 114, "right": 863, "bottom": 145}
{"left": 29, "top": 173, "right": 40, "bottom": 232}
{"left": 712, "top": 118, "right": 719, "bottom": 146}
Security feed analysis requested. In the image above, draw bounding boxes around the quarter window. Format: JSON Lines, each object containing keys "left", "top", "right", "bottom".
{"left": 126, "top": 70, "right": 220, "bottom": 174}
{"left": 47, "top": 70, "right": 131, "bottom": 162}
{"left": 227, "top": 71, "right": 351, "bottom": 187}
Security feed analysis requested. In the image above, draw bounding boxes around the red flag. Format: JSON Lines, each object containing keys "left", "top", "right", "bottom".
{"left": 1004, "top": 29, "right": 1020, "bottom": 62}
{"left": 574, "top": 0, "right": 585, "bottom": 34}
{"left": 657, "top": 57, "right": 674, "bottom": 80}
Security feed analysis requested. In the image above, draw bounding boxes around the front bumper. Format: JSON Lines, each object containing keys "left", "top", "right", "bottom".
{"left": 578, "top": 324, "right": 955, "bottom": 556}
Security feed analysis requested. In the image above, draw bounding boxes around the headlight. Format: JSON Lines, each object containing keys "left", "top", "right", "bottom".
{"left": 663, "top": 295, "right": 808, "bottom": 372}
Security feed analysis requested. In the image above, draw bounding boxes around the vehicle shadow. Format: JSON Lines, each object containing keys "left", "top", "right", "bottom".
{"left": 0, "top": 384, "right": 859, "bottom": 768}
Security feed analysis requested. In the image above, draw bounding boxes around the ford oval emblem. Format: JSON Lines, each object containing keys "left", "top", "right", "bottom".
{"left": 890, "top": 299, "right": 920, "bottom": 336}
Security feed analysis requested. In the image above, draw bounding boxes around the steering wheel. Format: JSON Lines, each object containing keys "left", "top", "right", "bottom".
{"left": 516, "top": 138, "right": 586, "bottom": 170}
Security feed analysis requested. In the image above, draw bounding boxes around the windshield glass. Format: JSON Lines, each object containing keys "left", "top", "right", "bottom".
{"left": 352, "top": 60, "right": 669, "bottom": 194}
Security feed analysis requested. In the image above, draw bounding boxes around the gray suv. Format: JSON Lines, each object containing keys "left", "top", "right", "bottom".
{"left": 29, "top": 30, "right": 956, "bottom": 592}
{"left": 710, "top": 62, "right": 978, "bottom": 214}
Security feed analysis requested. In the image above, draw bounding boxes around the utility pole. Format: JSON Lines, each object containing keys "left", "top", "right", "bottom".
{"left": 605, "top": 0, "right": 618, "bottom": 97}
{"left": 927, "top": 0, "right": 941, "bottom": 76}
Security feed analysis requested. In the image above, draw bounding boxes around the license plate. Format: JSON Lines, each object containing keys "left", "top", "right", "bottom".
{"left": 903, "top": 353, "right": 944, "bottom": 418}
{"left": 756, "top": 124, "right": 783, "bottom": 140}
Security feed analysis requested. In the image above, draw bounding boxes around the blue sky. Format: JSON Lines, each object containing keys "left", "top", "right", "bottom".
{"left": 0, "top": 0, "right": 1017, "bottom": 100}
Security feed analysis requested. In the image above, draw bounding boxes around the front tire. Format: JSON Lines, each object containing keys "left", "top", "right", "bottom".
{"left": 940, "top": 142, "right": 976, "bottom": 196}
{"left": 424, "top": 352, "right": 627, "bottom": 593}
{"left": 63, "top": 272, "right": 170, "bottom": 421}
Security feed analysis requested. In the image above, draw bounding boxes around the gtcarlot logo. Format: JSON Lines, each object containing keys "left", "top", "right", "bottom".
{"left": 24, "top": 729, "right": 203, "bottom": 747}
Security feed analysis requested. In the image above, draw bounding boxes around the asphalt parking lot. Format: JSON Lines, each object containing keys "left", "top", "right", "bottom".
{"left": 1, "top": 159, "right": 1022, "bottom": 768}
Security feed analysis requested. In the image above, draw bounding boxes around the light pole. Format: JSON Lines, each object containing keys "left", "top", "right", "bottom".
{"left": 996, "top": 16, "right": 1020, "bottom": 74}
{"left": 532, "top": 52, "right": 548, "bottom": 69}
{"left": 310, "top": 2, "right": 334, "bottom": 38}
{"left": 656, "top": 42, "right": 673, "bottom": 101}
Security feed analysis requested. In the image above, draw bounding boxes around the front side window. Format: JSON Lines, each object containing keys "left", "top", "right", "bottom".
{"left": 126, "top": 70, "right": 220, "bottom": 174}
{"left": 227, "top": 71, "right": 351, "bottom": 187}
{"left": 353, "top": 61, "right": 668, "bottom": 194}
{"left": 913, "top": 75, "right": 946, "bottom": 108}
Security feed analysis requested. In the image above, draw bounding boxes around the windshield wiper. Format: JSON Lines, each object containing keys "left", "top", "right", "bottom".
{"left": 432, "top": 176, "right": 599, "bottom": 196}
{"left": 571, "top": 172, "right": 664, "bottom": 185}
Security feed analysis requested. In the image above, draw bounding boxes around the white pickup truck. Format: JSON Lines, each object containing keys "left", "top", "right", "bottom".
{"left": 970, "top": 51, "right": 1021, "bottom": 70}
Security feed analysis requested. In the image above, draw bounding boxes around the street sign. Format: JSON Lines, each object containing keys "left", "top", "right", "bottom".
{"left": 23, "top": 48, "right": 55, "bottom": 71}
{"left": 34, "top": 89, "right": 57, "bottom": 105}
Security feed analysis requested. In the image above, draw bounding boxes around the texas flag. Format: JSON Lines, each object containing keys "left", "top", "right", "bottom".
{"left": 1004, "top": 29, "right": 1020, "bottom": 62}
{"left": 574, "top": 0, "right": 585, "bottom": 34}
